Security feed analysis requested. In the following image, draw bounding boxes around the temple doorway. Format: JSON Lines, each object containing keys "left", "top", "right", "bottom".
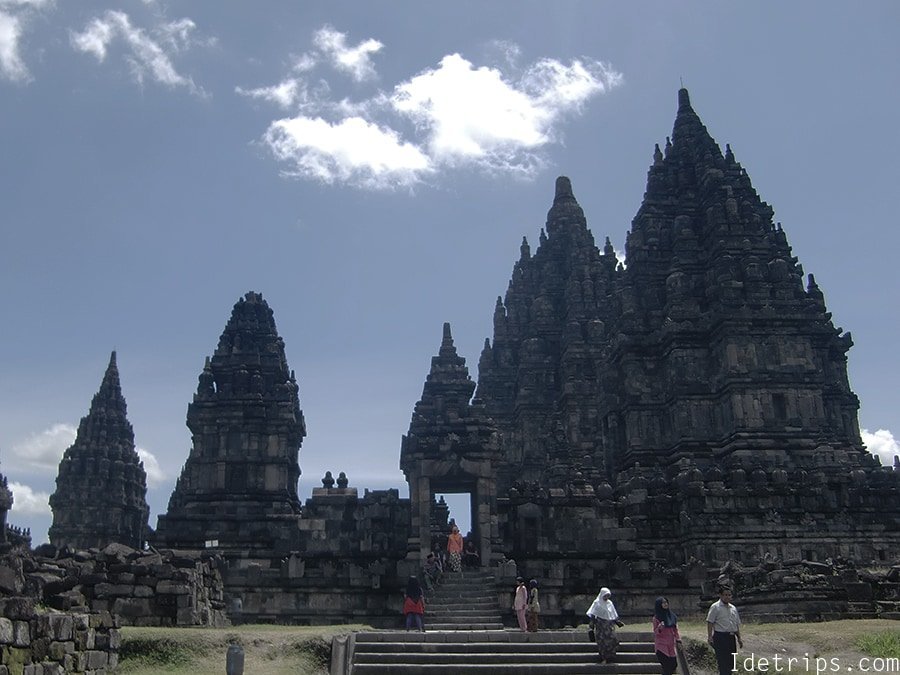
{"left": 436, "top": 492, "right": 472, "bottom": 537}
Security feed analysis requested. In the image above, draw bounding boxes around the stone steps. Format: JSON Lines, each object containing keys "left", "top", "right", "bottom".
{"left": 427, "top": 622, "right": 506, "bottom": 631}
{"left": 349, "top": 630, "right": 659, "bottom": 674}
{"left": 423, "top": 569, "right": 502, "bottom": 631}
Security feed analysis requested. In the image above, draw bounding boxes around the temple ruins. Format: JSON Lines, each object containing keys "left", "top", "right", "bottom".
{"left": 3, "top": 88, "right": 896, "bottom": 627}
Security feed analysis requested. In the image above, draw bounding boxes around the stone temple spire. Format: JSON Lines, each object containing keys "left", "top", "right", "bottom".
{"left": 154, "top": 291, "right": 306, "bottom": 558}
{"left": 406, "top": 322, "right": 476, "bottom": 434}
{"left": 610, "top": 88, "right": 861, "bottom": 468}
{"left": 49, "top": 351, "right": 150, "bottom": 550}
{"left": 474, "top": 176, "right": 619, "bottom": 492}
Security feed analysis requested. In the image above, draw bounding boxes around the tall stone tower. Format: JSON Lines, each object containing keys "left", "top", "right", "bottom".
{"left": 0, "top": 471, "right": 13, "bottom": 550}
{"left": 460, "top": 88, "right": 897, "bottom": 566}
{"left": 49, "top": 351, "right": 150, "bottom": 550}
{"left": 603, "top": 88, "right": 862, "bottom": 473}
{"left": 475, "top": 177, "right": 620, "bottom": 493}
{"left": 154, "top": 292, "right": 305, "bottom": 560}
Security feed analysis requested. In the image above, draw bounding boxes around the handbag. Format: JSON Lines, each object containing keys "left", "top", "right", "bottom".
{"left": 588, "top": 627, "right": 596, "bottom": 641}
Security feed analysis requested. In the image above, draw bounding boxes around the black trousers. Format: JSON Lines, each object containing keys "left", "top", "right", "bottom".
{"left": 656, "top": 650, "right": 678, "bottom": 675}
{"left": 712, "top": 631, "right": 737, "bottom": 675}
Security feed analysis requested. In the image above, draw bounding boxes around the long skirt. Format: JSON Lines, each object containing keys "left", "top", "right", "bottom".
{"left": 592, "top": 618, "right": 619, "bottom": 660}
{"left": 526, "top": 609, "right": 539, "bottom": 632}
{"left": 448, "top": 551, "right": 462, "bottom": 572}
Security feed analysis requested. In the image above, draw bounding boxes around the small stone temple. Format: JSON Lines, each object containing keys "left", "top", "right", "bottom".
{"left": 48, "top": 351, "right": 149, "bottom": 550}
{"left": 32, "top": 88, "right": 900, "bottom": 625}
{"left": 154, "top": 291, "right": 306, "bottom": 560}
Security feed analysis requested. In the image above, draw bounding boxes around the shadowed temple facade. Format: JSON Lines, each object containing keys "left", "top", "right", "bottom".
{"left": 17, "top": 89, "right": 896, "bottom": 625}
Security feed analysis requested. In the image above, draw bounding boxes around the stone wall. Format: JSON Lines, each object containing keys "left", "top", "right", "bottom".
{"left": 6, "top": 543, "right": 226, "bottom": 628}
{"left": 225, "top": 487, "right": 411, "bottom": 626}
{"left": 0, "top": 597, "right": 119, "bottom": 675}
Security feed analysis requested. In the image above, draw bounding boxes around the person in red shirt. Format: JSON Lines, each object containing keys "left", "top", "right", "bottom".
{"left": 403, "top": 576, "right": 426, "bottom": 632}
{"left": 653, "top": 597, "right": 682, "bottom": 675}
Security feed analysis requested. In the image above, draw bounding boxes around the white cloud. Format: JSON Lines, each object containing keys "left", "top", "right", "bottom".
{"left": 70, "top": 10, "right": 205, "bottom": 95}
{"left": 862, "top": 428, "right": 900, "bottom": 468}
{"left": 9, "top": 482, "right": 51, "bottom": 516}
{"left": 137, "top": 447, "right": 166, "bottom": 487}
{"left": 0, "top": 10, "right": 27, "bottom": 81}
{"left": 10, "top": 423, "right": 76, "bottom": 472}
{"left": 237, "top": 78, "right": 304, "bottom": 110}
{"left": 0, "top": 0, "right": 53, "bottom": 8}
{"left": 313, "top": 26, "right": 382, "bottom": 82}
{"left": 392, "top": 53, "right": 621, "bottom": 174}
{"left": 246, "top": 29, "right": 622, "bottom": 190}
{"left": 292, "top": 52, "right": 317, "bottom": 73}
{"left": 264, "top": 115, "right": 431, "bottom": 189}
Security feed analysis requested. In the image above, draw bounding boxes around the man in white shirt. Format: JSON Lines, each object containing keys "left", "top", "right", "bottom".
{"left": 706, "top": 587, "right": 743, "bottom": 675}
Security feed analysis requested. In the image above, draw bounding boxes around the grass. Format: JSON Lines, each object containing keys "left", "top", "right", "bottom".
{"left": 115, "top": 620, "right": 900, "bottom": 675}
{"left": 674, "top": 619, "right": 900, "bottom": 675}
{"left": 117, "top": 624, "right": 370, "bottom": 675}
{"left": 856, "top": 630, "right": 900, "bottom": 659}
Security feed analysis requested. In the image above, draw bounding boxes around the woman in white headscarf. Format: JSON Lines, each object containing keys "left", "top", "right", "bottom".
{"left": 587, "top": 587, "right": 623, "bottom": 662}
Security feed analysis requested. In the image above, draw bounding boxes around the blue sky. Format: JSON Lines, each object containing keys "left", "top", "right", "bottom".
{"left": 1, "top": 1, "right": 898, "bottom": 543}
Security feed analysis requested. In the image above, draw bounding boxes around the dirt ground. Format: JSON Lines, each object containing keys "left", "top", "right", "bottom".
{"left": 676, "top": 619, "right": 900, "bottom": 675}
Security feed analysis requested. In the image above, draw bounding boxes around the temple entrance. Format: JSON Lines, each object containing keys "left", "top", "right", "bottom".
{"left": 436, "top": 492, "right": 472, "bottom": 537}
{"left": 398, "top": 322, "right": 502, "bottom": 568}
{"left": 404, "top": 462, "right": 500, "bottom": 568}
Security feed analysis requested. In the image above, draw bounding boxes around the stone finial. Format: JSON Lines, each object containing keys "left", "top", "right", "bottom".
{"left": 554, "top": 176, "right": 574, "bottom": 202}
{"left": 653, "top": 143, "right": 663, "bottom": 165}
{"left": 678, "top": 87, "right": 691, "bottom": 110}
{"left": 520, "top": 236, "right": 531, "bottom": 260}
{"left": 322, "top": 471, "right": 335, "bottom": 488}
{"left": 604, "top": 236, "right": 615, "bottom": 257}
{"left": 337, "top": 472, "right": 349, "bottom": 489}
{"left": 725, "top": 143, "right": 735, "bottom": 163}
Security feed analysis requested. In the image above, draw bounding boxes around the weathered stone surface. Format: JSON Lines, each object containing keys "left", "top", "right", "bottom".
{"left": 48, "top": 352, "right": 150, "bottom": 551}
{"left": 154, "top": 292, "right": 306, "bottom": 558}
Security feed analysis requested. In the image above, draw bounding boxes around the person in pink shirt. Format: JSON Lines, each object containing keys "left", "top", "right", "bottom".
{"left": 512, "top": 577, "right": 528, "bottom": 631}
{"left": 653, "top": 597, "right": 682, "bottom": 675}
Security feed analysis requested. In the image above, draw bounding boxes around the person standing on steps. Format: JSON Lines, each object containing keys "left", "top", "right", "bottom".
{"left": 526, "top": 579, "right": 541, "bottom": 632}
{"left": 706, "top": 586, "right": 742, "bottom": 675}
{"left": 403, "top": 576, "right": 426, "bottom": 632}
{"left": 513, "top": 577, "right": 528, "bottom": 631}
{"left": 587, "top": 586, "right": 624, "bottom": 663}
{"left": 446, "top": 526, "right": 464, "bottom": 572}
{"left": 653, "top": 596, "right": 682, "bottom": 675}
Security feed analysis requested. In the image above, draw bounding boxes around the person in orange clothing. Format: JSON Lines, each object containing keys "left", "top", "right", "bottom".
{"left": 403, "top": 576, "right": 426, "bottom": 632}
{"left": 446, "top": 526, "right": 464, "bottom": 572}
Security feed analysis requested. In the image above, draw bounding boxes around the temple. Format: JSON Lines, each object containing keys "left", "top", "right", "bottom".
{"left": 48, "top": 351, "right": 149, "bottom": 550}
{"left": 154, "top": 291, "right": 306, "bottom": 560}
{"left": 27, "top": 89, "right": 900, "bottom": 625}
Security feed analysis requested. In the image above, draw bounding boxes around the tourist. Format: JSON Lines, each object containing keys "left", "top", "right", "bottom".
{"left": 513, "top": 577, "right": 528, "bottom": 631}
{"left": 446, "top": 526, "right": 464, "bottom": 572}
{"left": 403, "top": 576, "right": 426, "bottom": 632}
{"left": 706, "top": 586, "right": 743, "bottom": 675}
{"left": 587, "top": 586, "right": 624, "bottom": 663}
{"left": 653, "top": 596, "right": 682, "bottom": 675}
{"left": 432, "top": 542, "right": 446, "bottom": 570}
{"left": 462, "top": 540, "right": 480, "bottom": 568}
{"left": 422, "top": 552, "right": 442, "bottom": 592}
{"left": 526, "top": 579, "right": 541, "bottom": 632}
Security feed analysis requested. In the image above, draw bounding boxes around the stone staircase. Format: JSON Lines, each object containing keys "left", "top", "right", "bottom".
{"left": 426, "top": 568, "right": 504, "bottom": 630}
{"left": 340, "top": 569, "right": 660, "bottom": 674}
{"left": 348, "top": 629, "right": 659, "bottom": 674}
